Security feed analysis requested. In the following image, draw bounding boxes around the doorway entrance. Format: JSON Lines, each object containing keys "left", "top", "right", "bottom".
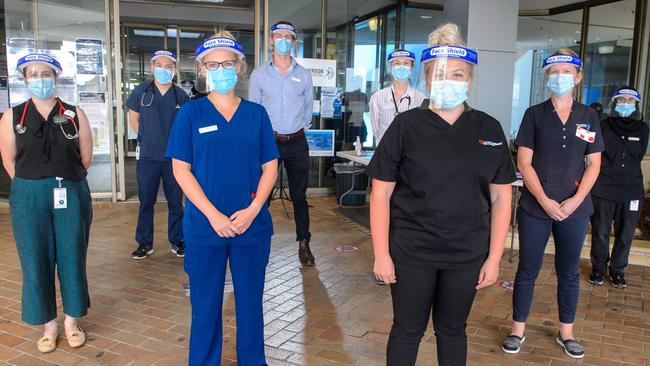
{"left": 118, "top": 24, "right": 254, "bottom": 199}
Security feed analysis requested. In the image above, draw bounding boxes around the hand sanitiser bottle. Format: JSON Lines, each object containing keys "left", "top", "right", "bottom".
{"left": 354, "top": 136, "right": 362, "bottom": 156}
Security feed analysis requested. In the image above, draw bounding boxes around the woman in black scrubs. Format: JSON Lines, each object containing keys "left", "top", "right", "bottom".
{"left": 589, "top": 87, "right": 647, "bottom": 289}
{"left": 368, "top": 23, "right": 515, "bottom": 366}
{"left": 502, "top": 49, "right": 604, "bottom": 359}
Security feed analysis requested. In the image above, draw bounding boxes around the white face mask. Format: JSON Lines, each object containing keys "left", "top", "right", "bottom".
{"left": 430, "top": 80, "right": 469, "bottom": 109}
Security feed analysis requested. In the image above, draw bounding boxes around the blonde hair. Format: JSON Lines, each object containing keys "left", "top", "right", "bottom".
{"left": 424, "top": 23, "right": 472, "bottom": 81}
{"left": 201, "top": 28, "right": 248, "bottom": 80}
{"left": 428, "top": 23, "right": 465, "bottom": 47}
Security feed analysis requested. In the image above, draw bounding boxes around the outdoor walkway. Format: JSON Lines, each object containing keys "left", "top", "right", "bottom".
{"left": 0, "top": 198, "right": 649, "bottom": 365}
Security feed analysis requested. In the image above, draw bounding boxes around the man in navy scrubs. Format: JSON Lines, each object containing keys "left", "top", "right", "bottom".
{"left": 127, "top": 50, "right": 190, "bottom": 260}
{"left": 249, "top": 21, "right": 315, "bottom": 266}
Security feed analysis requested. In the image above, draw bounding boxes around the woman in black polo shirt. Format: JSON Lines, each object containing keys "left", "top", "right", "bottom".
{"left": 589, "top": 87, "right": 647, "bottom": 289}
{"left": 502, "top": 49, "right": 604, "bottom": 359}
{"left": 368, "top": 23, "right": 516, "bottom": 366}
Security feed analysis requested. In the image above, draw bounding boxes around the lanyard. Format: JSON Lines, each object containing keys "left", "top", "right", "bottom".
{"left": 391, "top": 88, "right": 411, "bottom": 116}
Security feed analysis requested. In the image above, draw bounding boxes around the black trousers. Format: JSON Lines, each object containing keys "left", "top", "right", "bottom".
{"left": 387, "top": 262, "right": 481, "bottom": 366}
{"left": 276, "top": 135, "right": 311, "bottom": 241}
{"left": 590, "top": 196, "right": 642, "bottom": 276}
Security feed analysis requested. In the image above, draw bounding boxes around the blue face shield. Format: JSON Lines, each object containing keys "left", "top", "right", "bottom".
{"left": 27, "top": 78, "right": 56, "bottom": 100}
{"left": 274, "top": 38, "right": 292, "bottom": 56}
{"left": 615, "top": 102, "right": 636, "bottom": 118}
{"left": 391, "top": 65, "right": 412, "bottom": 82}
{"left": 207, "top": 68, "right": 238, "bottom": 94}
{"left": 154, "top": 67, "right": 174, "bottom": 84}
{"left": 430, "top": 80, "right": 468, "bottom": 109}
{"left": 547, "top": 73, "right": 575, "bottom": 96}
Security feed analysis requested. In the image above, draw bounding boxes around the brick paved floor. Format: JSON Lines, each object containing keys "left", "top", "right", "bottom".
{"left": 0, "top": 198, "right": 649, "bottom": 365}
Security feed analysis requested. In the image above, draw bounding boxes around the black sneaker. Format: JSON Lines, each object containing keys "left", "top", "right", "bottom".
{"left": 610, "top": 273, "right": 627, "bottom": 289}
{"left": 588, "top": 271, "right": 604, "bottom": 285}
{"left": 556, "top": 332, "right": 584, "bottom": 359}
{"left": 171, "top": 242, "right": 184, "bottom": 258}
{"left": 132, "top": 244, "right": 153, "bottom": 260}
{"left": 502, "top": 334, "right": 525, "bottom": 354}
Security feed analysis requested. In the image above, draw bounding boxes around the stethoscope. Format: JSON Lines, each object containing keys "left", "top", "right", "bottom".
{"left": 391, "top": 88, "right": 411, "bottom": 116}
{"left": 140, "top": 80, "right": 180, "bottom": 109}
{"left": 15, "top": 98, "right": 79, "bottom": 140}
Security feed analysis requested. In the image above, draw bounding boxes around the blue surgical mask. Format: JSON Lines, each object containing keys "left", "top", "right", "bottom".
{"left": 207, "top": 68, "right": 238, "bottom": 94}
{"left": 615, "top": 102, "right": 636, "bottom": 118}
{"left": 391, "top": 65, "right": 411, "bottom": 82}
{"left": 27, "top": 78, "right": 56, "bottom": 100}
{"left": 430, "top": 80, "right": 468, "bottom": 109}
{"left": 547, "top": 74, "right": 575, "bottom": 96}
{"left": 154, "top": 67, "right": 173, "bottom": 84}
{"left": 274, "top": 38, "right": 292, "bottom": 56}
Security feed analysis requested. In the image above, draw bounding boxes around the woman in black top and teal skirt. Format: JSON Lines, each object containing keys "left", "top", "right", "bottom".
{"left": 0, "top": 54, "right": 93, "bottom": 353}
{"left": 589, "top": 87, "right": 648, "bottom": 289}
{"left": 502, "top": 49, "right": 604, "bottom": 359}
{"left": 368, "top": 23, "right": 516, "bottom": 366}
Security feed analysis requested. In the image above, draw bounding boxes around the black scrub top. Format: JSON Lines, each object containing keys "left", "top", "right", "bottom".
{"left": 515, "top": 99, "right": 605, "bottom": 219}
{"left": 591, "top": 116, "right": 648, "bottom": 202}
{"left": 367, "top": 105, "right": 516, "bottom": 269}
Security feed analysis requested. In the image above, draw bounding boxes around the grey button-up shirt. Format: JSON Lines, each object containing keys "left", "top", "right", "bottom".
{"left": 248, "top": 58, "right": 314, "bottom": 134}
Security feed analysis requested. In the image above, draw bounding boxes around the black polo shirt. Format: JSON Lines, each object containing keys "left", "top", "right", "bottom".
{"left": 515, "top": 99, "right": 605, "bottom": 219}
{"left": 591, "top": 116, "right": 648, "bottom": 201}
{"left": 367, "top": 105, "right": 516, "bottom": 269}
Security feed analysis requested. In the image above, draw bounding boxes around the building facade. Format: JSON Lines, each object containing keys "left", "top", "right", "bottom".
{"left": 0, "top": 0, "right": 648, "bottom": 201}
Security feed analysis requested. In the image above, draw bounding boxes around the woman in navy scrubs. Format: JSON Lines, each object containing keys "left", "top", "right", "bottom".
{"left": 502, "top": 49, "right": 604, "bottom": 359}
{"left": 368, "top": 23, "right": 515, "bottom": 365}
{"left": 166, "top": 31, "right": 279, "bottom": 365}
{"left": 589, "top": 87, "right": 648, "bottom": 289}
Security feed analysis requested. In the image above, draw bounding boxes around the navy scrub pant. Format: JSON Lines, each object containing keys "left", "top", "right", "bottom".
{"left": 185, "top": 239, "right": 270, "bottom": 366}
{"left": 135, "top": 158, "right": 183, "bottom": 248}
{"left": 513, "top": 208, "right": 588, "bottom": 324}
{"left": 590, "top": 196, "right": 642, "bottom": 276}
{"left": 9, "top": 177, "right": 92, "bottom": 325}
{"left": 276, "top": 136, "right": 311, "bottom": 241}
{"left": 386, "top": 262, "right": 481, "bottom": 366}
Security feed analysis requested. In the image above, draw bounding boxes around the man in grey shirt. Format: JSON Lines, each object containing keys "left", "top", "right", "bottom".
{"left": 249, "top": 21, "right": 315, "bottom": 266}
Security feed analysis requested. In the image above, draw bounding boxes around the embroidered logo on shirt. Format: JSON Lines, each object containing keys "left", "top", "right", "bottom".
{"left": 291, "top": 76, "right": 302, "bottom": 83}
{"left": 576, "top": 123, "right": 591, "bottom": 130}
{"left": 478, "top": 139, "right": 503, "bottom": 147}
{"left": 629, "top": 136, "right": 640, "bottom": 141}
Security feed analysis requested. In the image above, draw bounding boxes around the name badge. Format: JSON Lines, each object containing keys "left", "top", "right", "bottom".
{"left": 198, "top": 125, "right": 218, "bottom": 134}
{"left": 629, "top": 136, "right": 640, "bottom": 141}
{"left": 63, "top": 109, "right": 76, "bottom": 119}
{"left": 54, "top": 188, "right": 67, "bottom": 209}
{"left": 291, "top": 76, "right": 301, "bottom": 83}
{"left": 630, "top": 200, "right": 639, "bottom": 211}
{"left": 135, "top": 145, "right": 140, "bottom": 160}
{"left": 576, "top": 127, "right": 595, "bottom": 143}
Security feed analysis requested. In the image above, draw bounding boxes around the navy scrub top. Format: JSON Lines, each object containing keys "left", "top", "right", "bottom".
{"left": 515, "top": 99, "right": 605, "bottom": 219}
{"left": 165, "top": 97, "right": 279, "bottom": 246}
{"left": 127, "top": 81, "right": 190, "bottom": 161}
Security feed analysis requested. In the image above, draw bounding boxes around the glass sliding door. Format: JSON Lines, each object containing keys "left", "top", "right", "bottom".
{"left": 3, "top": 0, "right": 112, "bottom": 195}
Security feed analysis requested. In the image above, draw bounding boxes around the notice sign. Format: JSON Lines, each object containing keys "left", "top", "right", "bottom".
{"left": 295, "top": 58, "right": 337, "bottom": 87}
{"left": 76, "top": 39, "right": 103, "bottom": 75}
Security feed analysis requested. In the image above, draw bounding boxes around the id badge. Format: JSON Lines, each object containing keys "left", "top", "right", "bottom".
{"left": 630, "top": 200, "right": 639, "bottom": 212}
{"left": 576, "top": 127, "right": 596, "bottom": 143}
{"left": 135, "top": 145, "right": 140, "bottom": 160}
{"left": 54, "top": 188, "right": 67, "bottom": 209}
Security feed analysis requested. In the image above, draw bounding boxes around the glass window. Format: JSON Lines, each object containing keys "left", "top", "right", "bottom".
{"left": 4, "top": 0, "right": 110, "bottom": 193}
{"left": 400, "top": 7, "right": 442, "bottom": 94}
{"left": 582, "top": 0, "right": 636, "bottom": 111}
{"left": 512, "top": 10, "right": 583, "bottom": 137}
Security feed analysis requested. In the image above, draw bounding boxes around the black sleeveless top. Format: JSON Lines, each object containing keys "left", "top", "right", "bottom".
{"left": 12, "top": 98, "right": 87, "bottom": 181}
